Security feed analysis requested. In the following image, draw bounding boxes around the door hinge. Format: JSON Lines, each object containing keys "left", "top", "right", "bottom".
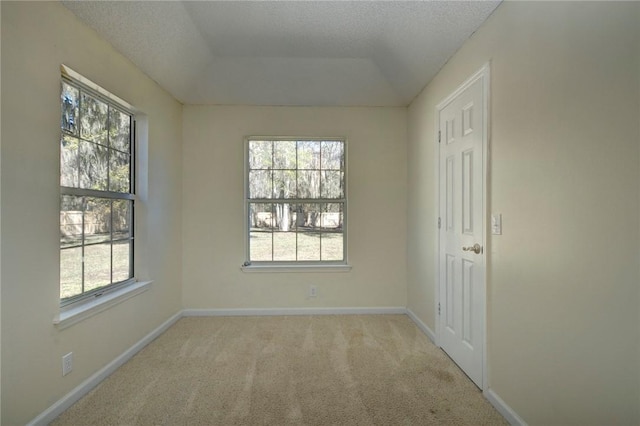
{"left": 438, "top": 302, "right": 441, "bottom": 316}
{"left": 438, "top": 130, "right": 441, "bottom": 143}
{"left": 438, "top": 217, "right": 441, "bottom": 229}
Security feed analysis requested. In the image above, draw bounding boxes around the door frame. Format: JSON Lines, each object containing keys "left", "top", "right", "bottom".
{"left": 434, "top": 62, "right": 490, "bottom": 391}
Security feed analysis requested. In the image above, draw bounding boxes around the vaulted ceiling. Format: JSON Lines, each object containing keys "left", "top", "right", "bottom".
{"left": 62, "top": 1, "right": 501, "bottom": 107}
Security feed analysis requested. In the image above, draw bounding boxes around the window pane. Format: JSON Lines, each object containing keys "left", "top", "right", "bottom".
{"left": 299, "top": 203, "right": 321, "bottom": 228}
{"left": 250, "top": 203, "right": 275, "bottom": 229}
{"left": 298, "top": 231, "right": 320, "bottom": 261}
{"left": 273, "top": 203, "right": 295, "bottom": 232}
{"left": 249, "top": 140, "right": 272, "bottom": 169}
{"left": 321, "top": 203, "right": 343, "bottom": 261}
{"left": 291, "top": 204, "right": 305, "bottom": 229}
{"left": 85, "top": 198, "right": 111, "bottom": 245}
{"left": 60, "top": 247, "right": 82, "bottom": 299}
{"left": 321, "top": 171, "right": 344, "bottom": 199}
{"left": 297, "top": 170, "right": 320, "bottom": 198}
{"left": 297, "top": 141, "right": 320, "bottom": 169}
{"left": 61, "top": 82, "right": 79, "bottom": 135}
{"left": 273, "top": 170, "right": 296, "bottom": 199}
{"left": 109, "top": 108, "right": 130, "bottom": 153}
{"left": 112, "top": 240, "right": 131, "bottom": 283}
{"left": 321, "top": 203, "right": 343, "bottom": 230}
{"left": 321, "top": 141, "right": 343, "bottom": 170}
{"left": 321, "top": 232, "right": 343, "bottom": 261}
{"left": 84, "top": 243, "right": 111, "bottom": 292}
{"left": 79, "top": 140, "right": 108, "bottom": 190}
{"left": 249, "top": 203, "right": 273, "bottom": 261}
{"left": 60, "top": 195, "right": 84, "bottom": 248}
{"left": 61, "top": 135, "right": 79, "bottom": 187}
{"left": 249, "top": 170, "right": 272, "bottom": 199}
{"left": 109, "top": 149, "right": 130, "bottom": 193}
{"left": 112, "top": 200, "right": 132, "bottom": 240}
{"left": 273, "top": 140, "right": 296, "bottom": 169}
{"left": 273, "top": 232, "right": 296, "bottom": 261}
{"left": 80, "top": 93, "right": 108, "bottom": 145}
{"left": 250, "top": 230, "right": 272, "bottom": 261}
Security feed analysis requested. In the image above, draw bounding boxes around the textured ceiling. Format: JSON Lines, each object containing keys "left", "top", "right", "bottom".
{"left": 62, "top": 1, "right": 501, "bottom": 106}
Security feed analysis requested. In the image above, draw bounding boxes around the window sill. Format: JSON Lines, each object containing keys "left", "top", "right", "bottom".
{"left": 241, "top": 264, "right": 352, "bottom": 273}
{"left": 53, "top": 281, "right": 152, "bottom": 330}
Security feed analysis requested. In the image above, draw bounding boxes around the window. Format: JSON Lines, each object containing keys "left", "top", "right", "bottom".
{"left": 60, "top": 73, "right": 135, "bottom": 305}
{"left": 245, "top": 138, "right": 347, "bottom": 267}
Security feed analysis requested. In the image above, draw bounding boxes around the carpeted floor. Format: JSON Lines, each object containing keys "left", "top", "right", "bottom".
{"left": 52, "top": 315, "right": 508, "bottom": 425}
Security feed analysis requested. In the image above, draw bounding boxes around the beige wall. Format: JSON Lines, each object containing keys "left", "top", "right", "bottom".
{"left": 637, "top": 5, "right": 640, "bottom": 413}
{"left": 182, "top": 106, "right": 407, "bottom": 309}
{"left": 3, "top": 1, "right": 639, "bottom": 425}
{"left": 1, "top": 3, "right": 183, "bottom": 425}
{"left": 407, "top": 2, "right": 640, "bottom": 425}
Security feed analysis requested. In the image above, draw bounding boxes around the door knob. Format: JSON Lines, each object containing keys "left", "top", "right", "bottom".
{"left": 462, "top": 243, "right": 483, "bottom": 254}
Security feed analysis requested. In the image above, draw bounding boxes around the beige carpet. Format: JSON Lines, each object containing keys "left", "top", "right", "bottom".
{"left": 52, "top": 315, "right": 507, "bottom": 425}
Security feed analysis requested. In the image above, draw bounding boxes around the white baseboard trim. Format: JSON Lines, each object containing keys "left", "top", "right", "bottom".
{"left": 406, "top": 308, "right": 437, "bottom": 344}
{"left": 27, "top": 311, "right": 183, "bottom": 426}
{"left": 183, "top": 307, "right": 407, "bottom": 317}
{"left": 485, "top": 388, "right": 528, "bottom": 426}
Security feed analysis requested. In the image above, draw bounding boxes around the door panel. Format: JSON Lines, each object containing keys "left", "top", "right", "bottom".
{"left": 438, "top": 71, "right": 486, "bottom": 388}
{"left": 462, "top": 149, "right": 474, "bottom": 235}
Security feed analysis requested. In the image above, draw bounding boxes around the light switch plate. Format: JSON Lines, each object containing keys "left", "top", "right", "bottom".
{"left": 491, "top": 213, "right": 502, "bottom": 235}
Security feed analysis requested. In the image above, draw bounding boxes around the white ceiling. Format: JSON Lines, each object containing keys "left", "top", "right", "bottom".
{"left": 62, "top": 1, "right": 501, "bottom": 107}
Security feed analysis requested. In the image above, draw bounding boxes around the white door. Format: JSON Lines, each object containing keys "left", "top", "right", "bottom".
{"left": 438, "top": 66, "right": 487, "bottom": 388}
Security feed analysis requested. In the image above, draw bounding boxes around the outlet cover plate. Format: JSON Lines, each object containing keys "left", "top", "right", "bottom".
{"left": 491, "top": 213, "right": 502, "bottom": 235}
{"left": 62, "top": 352, "right": 73, "bottom": 376}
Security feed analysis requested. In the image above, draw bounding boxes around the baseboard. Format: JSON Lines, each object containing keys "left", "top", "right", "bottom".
{"left": 485, "top": 388, "right": 528, "bottom": 426}
{"left": 183, "top": 307, "right": 407, "bottom": 317}
{"left": 405, "top": 308, "right": 437, "bottom": 344}
{"left": 27, "top": 311, "right": 183, "bottom": 426}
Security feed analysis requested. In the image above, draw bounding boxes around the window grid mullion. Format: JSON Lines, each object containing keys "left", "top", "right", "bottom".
{"left": 76, "top": 89, "right": 83, "bottom": 188}
{"left": 272, "top": 142, "right": 275, "bottom": 261}
{"left": 130, "top": 119, "right": 135, "bottom": 194}
{"left": 81, "top": 196, "right": 86, "bottom": 295}
{"left": 61, "top": 186, "right": 135, "bottom": 200}
{"left": 109, "top": 199, "right": 113, "bottom": 285}
{"left": 319, "top": 143, "right": 323, "bottom": 204}
{"left": 319, "top": 203, "right": 323, "bottom": 261}
{"left": 249, "top": 198, "right": 346, "bottom": 204}
{"left": 107, "top": 105, "right": 112, "bottom": 193}
{"left": 271, "top": 203, "right": 275, "bottom": 261}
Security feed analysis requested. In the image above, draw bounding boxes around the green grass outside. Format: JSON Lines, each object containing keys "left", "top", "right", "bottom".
{"left": 60, "top": 241, "right": 130, "bottom": 299}
{"left": 250, "top": 229, "right": 343, "bottom": 262}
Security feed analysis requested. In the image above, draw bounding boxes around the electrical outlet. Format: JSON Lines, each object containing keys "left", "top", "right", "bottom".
{"left": 62, "top": 352, "right": 73, "bottom": 376}
{"left": 309, "top": 285, "right": 318, "bottom": 298}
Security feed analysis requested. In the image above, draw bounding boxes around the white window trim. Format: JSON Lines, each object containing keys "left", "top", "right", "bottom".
{"left": 59, "top": 65, "right": 140, "bottom": 309}
{"left": 53, "top": 280, "right": 152, "bottom": 330}
{"left": 241, "top": 264, "right": 352, "bottom": 273}
{"left": 243, "top": 136, "right": 350, "bottom": 271}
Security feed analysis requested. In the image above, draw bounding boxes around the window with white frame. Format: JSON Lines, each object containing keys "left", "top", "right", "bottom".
{"left": 60, "top": 74, "right": 135, "bottom": 305}
{"left": 245, "top": 138, "right": 346, "bottom": 265}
